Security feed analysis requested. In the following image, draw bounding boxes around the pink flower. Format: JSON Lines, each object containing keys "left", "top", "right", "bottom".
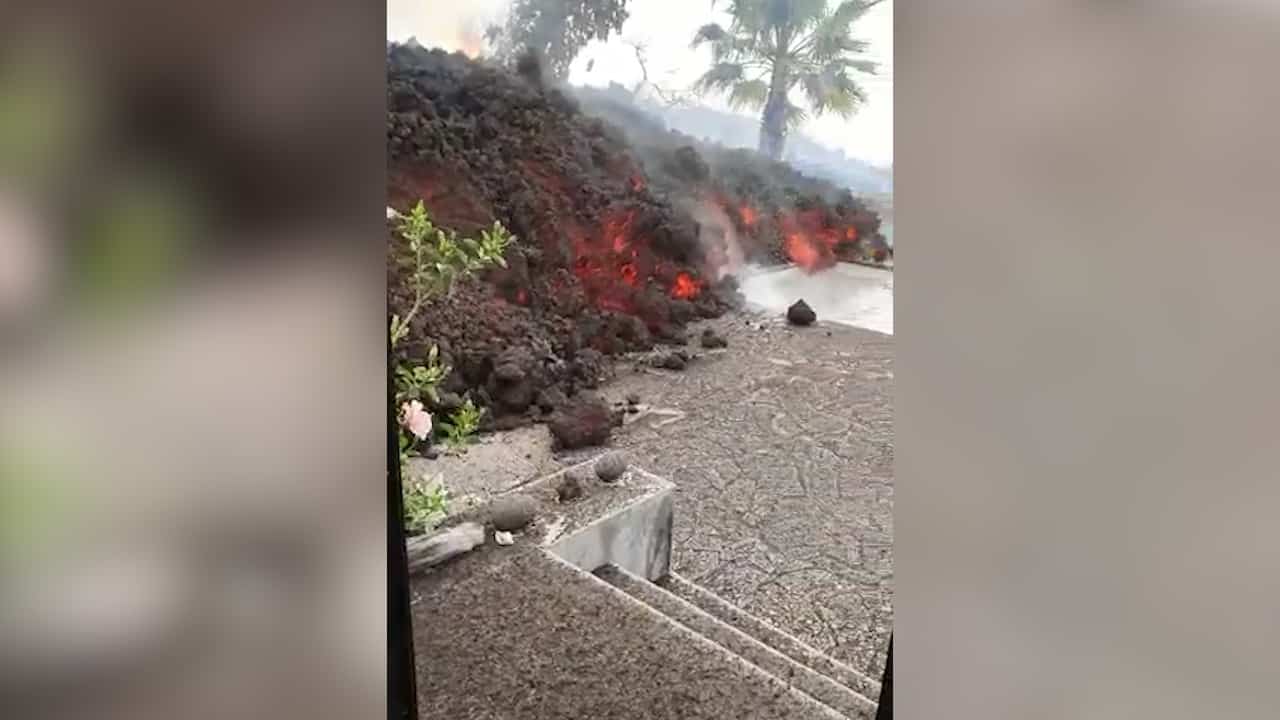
{"left": 400, "top": 400, "right": 433, "bottom": 440}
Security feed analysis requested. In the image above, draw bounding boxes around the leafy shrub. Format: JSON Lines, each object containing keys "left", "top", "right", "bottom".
{"left": 389, "top": 202, "right": 514, "bottom": 527}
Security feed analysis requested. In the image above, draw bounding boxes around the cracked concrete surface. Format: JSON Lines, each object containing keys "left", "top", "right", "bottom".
{"left": 418, "top": 304, "right": 893, "bottom": 679}
{"left": 598, "top": 311, "right": 893, "bottom": 677}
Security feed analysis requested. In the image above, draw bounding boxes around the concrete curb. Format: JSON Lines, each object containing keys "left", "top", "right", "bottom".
{"left": 545, "top": 468, "right": 674, "bottom": 581}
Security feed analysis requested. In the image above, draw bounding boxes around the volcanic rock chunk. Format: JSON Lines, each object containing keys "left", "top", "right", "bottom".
{"left": 653, "top": 323, "right": 688, "bottom": 346}
{"left": 548, "top": 395, "right": 615, "bottom": 449}
{"left": 557, "top": 472, "right": 585, "bottom": 502}
{"left": 429, "top": 391, "right": 464, "bottom": 415}
{"left": 651, "top": 350, "right": 688, "bottom": 371}
{"left": 536, "top": 387, "right": 568, "bottom": 414}
{"left": 699, "top": 328, "right": 728, "bottom": 349}
{"left": 626, "top": 393, "right": 641, "bottom": 405}
{"left": 668, "top": 300, "right": 696, "bottom": 325}
{"left": 573, "top": 348, "right": 610, "bottom": 388}
{"left": 787, "top": 299, "right": 817, "bottom": 326}
{"left": 490, "top": 494, "right": 538, "bottom": 532}
{"left": 493, "top": 362, "right": 524, "bottom": 383}
{"left": 594, "top": 452, "right": 629, "bottom": 483}
{"left": 494, "top": 381, "right": 534, "bottom": 413}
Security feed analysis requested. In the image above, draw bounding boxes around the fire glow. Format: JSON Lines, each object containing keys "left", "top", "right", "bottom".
{"left": 777, "top": 209, "right": 859, "bottom": 273}
{"left": 569, "top": 206, "right": 705, "bottom": 311}
{"left": 671, "top": 272, "right": 701, "bottom": 300}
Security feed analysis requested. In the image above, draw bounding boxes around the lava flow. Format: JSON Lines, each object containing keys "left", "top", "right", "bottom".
{"left": 671, "top": 272, "right": 701, "bottom": 300}
{"left": 570, "top": 206, "right": 705, "bottom": 315}
{"left": 777, "top": 208, "right": 859, "bottom": 273}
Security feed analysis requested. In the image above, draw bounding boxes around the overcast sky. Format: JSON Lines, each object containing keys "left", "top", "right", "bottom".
{"left": 387, "top": 0, "right": 893, "bottom": 167}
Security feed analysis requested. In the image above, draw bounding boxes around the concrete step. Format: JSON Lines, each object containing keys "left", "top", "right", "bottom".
{"left": 596, "top": 565, "right": 878, "bottom": 720}
{"left": 414, "top": 548, "right": 850, "bottom": 719}
{"left": 659, "top": 572, "right": 882, "bottom": 702}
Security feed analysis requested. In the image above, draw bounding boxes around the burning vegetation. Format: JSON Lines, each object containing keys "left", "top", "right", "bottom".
{"left": 386, "top": 43, "right": 887, "bottom": 428}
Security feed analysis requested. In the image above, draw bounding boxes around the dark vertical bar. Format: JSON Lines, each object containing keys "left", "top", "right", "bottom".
{"left": 875, "top": 635, "right": 892, "bottom": 720}
{"left": 389, "top": 338, "right": 418, "bottom": 720}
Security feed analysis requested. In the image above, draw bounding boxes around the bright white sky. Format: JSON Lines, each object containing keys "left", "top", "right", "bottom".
{"left": 387, "top": 0, "right": 893, "bottom": 167}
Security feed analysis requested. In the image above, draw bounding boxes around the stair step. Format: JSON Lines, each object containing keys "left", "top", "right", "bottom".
{"left": 596, "top": 565, "right": 877, "bottom": 720}
{"left": 659, "top": 572, "right": 882, "bottom": 701}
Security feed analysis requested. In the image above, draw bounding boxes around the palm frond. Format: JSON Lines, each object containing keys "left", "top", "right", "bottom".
{"left": 691, "top": 23, "right": 729, "bottom": 49}
{"left": 728, "top": 0, "right": 775, "bottom": 36}
{"left": 783, "top": 0, "right": 831, "bottom": 33}
{"left": 800, "top": 67, "right": 866, "bottom": 118}
{"left": 693, "top": 62, "right": 747, "bottom": 95}
{"left": 727, "top": 79, "right": 770, "bottom": 110}
{"left": 802, "top": 0, "right": 879, "bottom": 61}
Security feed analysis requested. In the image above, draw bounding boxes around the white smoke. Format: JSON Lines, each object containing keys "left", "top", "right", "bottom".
{"left": 386, "top": 0, "right": 510, "bottom": 53}
{"left": 684, "top": 198, "right": 745, "bottom": 281}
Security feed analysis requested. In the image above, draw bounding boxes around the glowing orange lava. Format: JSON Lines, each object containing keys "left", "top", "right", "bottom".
{"left": 671, "top": 272, "right": 701, "bottom": 300}
{"left": 784, "top": 234, "right": 822, "bottom": 270}
{"left": 739, "top": 206, "right": 758, "bottom": 227}
{"left": 620, "top": 263, "right": 638, "bottom": 287}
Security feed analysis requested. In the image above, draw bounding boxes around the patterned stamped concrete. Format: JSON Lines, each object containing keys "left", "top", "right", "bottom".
{"left": 595, "top": 310, "right": 894, "bottom": 677}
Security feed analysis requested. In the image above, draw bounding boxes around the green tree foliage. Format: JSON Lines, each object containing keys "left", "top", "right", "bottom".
{"left": 488, "top": 0, "right": 630, "bottom": 80}
{"left": 692, "top": 0, "right": 882, "bottom": 161}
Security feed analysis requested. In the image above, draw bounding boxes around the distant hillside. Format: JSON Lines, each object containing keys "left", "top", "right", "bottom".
{"left": 635, "top": 93, "right": 893, "bottom": 195}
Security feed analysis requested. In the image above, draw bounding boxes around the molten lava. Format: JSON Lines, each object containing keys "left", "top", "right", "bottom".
{"left": 775, "top": 208, "right": 861, "bottom": 273}
{"left": 784, "top": 234, "right": 822, "bottom": 270}
{"left": 739, "top": 205, "right": 758, "bottom": 227}
{"left": 568, "top": 206, "right": 707, "bottom": 311}
{"left": 671, "top": 272, "right": 701, "bottom": 300}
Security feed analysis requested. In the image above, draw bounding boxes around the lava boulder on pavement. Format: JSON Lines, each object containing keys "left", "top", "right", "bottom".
{"left": 490, "top": 494, "right": 538, "bottom": 532}
{"left": 699, "top": 327, "right": 728, "bottom": 349}
{"left": 548, "top": 395, "right": 617, "bottom": 450}
{"left": 787, "top": 299, "right": 817, "bottom": 326}
{"left": 594, "top": 452, "right": 629, "bottom": 483}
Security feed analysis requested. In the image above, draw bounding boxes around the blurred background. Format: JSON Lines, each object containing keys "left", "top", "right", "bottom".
{"left": 1, "top": 3, "right": 386, "bottom": 718}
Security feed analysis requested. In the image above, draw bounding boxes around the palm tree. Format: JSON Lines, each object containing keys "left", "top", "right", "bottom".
{"left": 692, "top": 0, "right": 882, "bottom": 161}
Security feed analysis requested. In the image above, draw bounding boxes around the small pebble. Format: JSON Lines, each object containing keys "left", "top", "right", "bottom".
{"left": 557, "top": 474, "right": 584, "bottom": 502}
{"left": 494, "top": 530, "right": 515, "bottom": 546}
{"left": 699, "top": 328, "right": 728, "bottom": 349}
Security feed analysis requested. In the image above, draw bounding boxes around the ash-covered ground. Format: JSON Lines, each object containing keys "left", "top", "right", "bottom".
{"left": 415, "top": 310, "right": 894, "bottom": 678}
